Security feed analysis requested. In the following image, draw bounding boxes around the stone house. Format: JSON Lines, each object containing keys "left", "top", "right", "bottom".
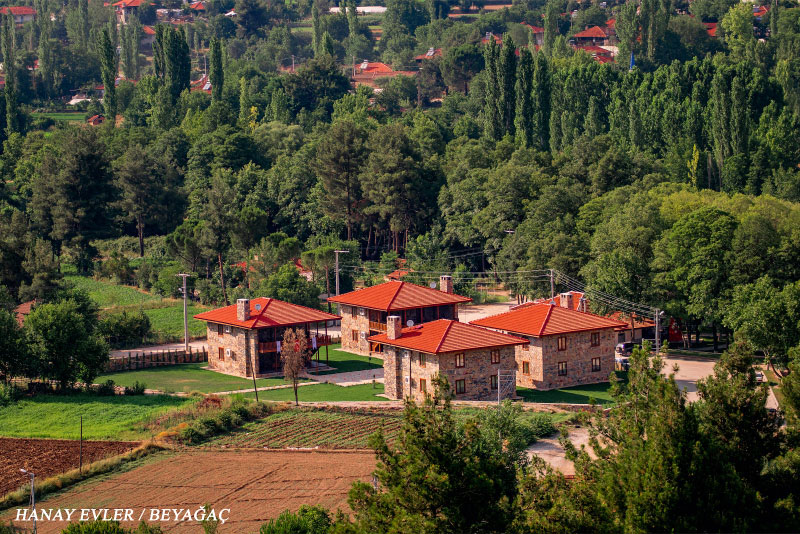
{"left": 194, "top": 297, "right": 340, "bottom": 377}
{"left": 327, "top": 277, "right": 472, "bottom": 355}
{"left": 471, "top": 298, "right": 627, "bottom": 390}
{"left": 369, "top": 317, "right": 527, "bottom": 402}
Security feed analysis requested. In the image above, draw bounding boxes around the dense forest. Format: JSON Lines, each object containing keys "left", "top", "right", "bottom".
{"left": 0, "top": 0, "right": 799, "bottom": 366}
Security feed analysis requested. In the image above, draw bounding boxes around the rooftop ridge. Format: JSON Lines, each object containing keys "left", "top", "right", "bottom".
{"left": 386, "top": 281, "right": 404, "bottom": 310}
{"left": 433, "top": 319, "right": 454, "bottom": 353}
{"left": 537, "top": 302, "right": 555, "bottom": 336}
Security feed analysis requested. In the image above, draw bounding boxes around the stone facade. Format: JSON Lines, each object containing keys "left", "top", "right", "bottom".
{"left": 382, "top": 345, "right": 516, "bottom": 402}
{"left": 338, "top": 304, "right": 373, "bottom": 354}
{"left": 515, "top": 329, "right": 616, "bottom": 390}
{"left": 206, "top": 323, "right": 257, "bottom": 377}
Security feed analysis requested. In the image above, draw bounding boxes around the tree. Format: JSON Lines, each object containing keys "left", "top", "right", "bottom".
{"left": 514, "top": 47, "right": 534, "bottom": 148}
{"left": 319, "top": 31, "right": 335, "bottom": 58}
{"left": 498, "top": 34, "right": 517, "bottom": 137}
{"left": 483, "top": 39, "right": 502, "bottom": 140}
{"left": 259, "top": 505, "right": 331, "bottom": 534}
{"left": 280, "top": 327, "right": 308, "bottom": 405}
{"left": 35, "top": 0, "right": 55, "bottom": 97}
{"left": 261, "top": 264, "right": 321, "bottom": 309}
{"left": 315, "top": 120, "right": 368, "bottom": 241}
{"left": 121, "top": 16, "right": 142, "bottom": 80}
{"left": 721, "top": 3, "right": 754, "bottom": 58}
{"left": 311, "top": 3, "right": 322, "bottom": 56}
{"left": 531, "top": 51, "right": 551, "bottom": 151}
{"left": 439, "top": 44, "right": 483, "bottom": 93}
{"left": 615, "top": 0, "right": 638, "bottom": 66}
{"left": 99, "top": 28, "right": 117, "bottom": 122}
{"left": 209, "top": 37, "right": 224, "bottom": 102}
{"left": 542, "top": 0, "right": 559, "bottom": 57}
{"left": 2, "top": 14, "right": 20, "bottom": 137}
{"left": 198, "top": 173, "right": 235, "bottom": 305}
{"left": 0, "top": 309, "right": 26, "bottom": 381}
{"left": 24, "top": 300, "right": 108, "bottom": 389}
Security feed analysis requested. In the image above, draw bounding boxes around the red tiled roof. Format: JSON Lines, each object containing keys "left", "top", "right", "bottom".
{"left": 194, "top": 297, "right": 340, "bottom": 329}
{"left": 703, "top": 22, "right": 717, "bottom": 37}
{"left": 189, "top": 1, "right": 205, "bottom": 10}
{"left": 359, "top": 62, "right": 394, "bottom": 74}
{"left": 328, "top": 280, "right": 471, "bottom": 311}
{"left": 471, "top": 302, "right": 627, "bottom": 337}
{"left": 142, "top": 25, "right": 155, "bottom": 35}
{"left": 0, "top": 6, "right": 35, "bottom": 15}
{"left": 605, "top": 18, "right": 615, "bottom": 29}
{"left": 521, "top": 22, "right": 544, "bottom": 33}
{"left": 608, "top": 311, "right": 655, "bottom": 330}
{"left": 113, "top": 0, "right": 144, "bottom": 7}
{"left": 86, "top": 114, "right": 105, "bottom": 125}
{"left": 414, "top": 48, "right": 442, "bottom": 60}
{"left": 368, "top": 319, "right": 528, "bottom": 354}
{"left": 14, "top": 300, "right": 36, "bottom": 326}
{"left": 575, "top": 44, "right": 611, "bottom": 55}
{"left": 574, "top": 25, "right": 607, "bottom": 39}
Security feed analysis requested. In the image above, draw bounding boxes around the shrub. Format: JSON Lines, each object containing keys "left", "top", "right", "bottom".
{"left": 98, "top": 311, "right": 152, "bottom": 348}
{"left": 216, "top": 411, "right": 233, "bottom": 430}
{"left": 124, "top": 381, "right": 147, "bottom": 396}
{"left": 259, "top": 505, "right": 331, "bottom": 534}
{"left": 179, "top": 425, "right": 204, "bottom": 444}
{"left": 95, "top": 380, "right": 117, "bottom": 396}
{"left": 0, "top": 383, "right": 20, "bottom": 407}
{"left": 61, "top": 520, "right": 129, "bottom": 534}
{"left": 97, "top": 251, "right": 134, "bottom": 285}
{"left": 231, "top": 402, "right": 251, "bottom": 421}
{"left": 152, "top": 263, "right": 184, "bottom": 298}
{"left": 520, "top": 413, "right": 556, "bottom": 441}
{"left": 197, "top": 416, "right": 219, "bottom": 434}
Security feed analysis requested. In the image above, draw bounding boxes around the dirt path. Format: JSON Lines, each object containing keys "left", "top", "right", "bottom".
{"left": 526, "top": 426, "right": 592, "bottom": 476}
{"left": 3, "top": 450, "right": 377, "bottom": 533}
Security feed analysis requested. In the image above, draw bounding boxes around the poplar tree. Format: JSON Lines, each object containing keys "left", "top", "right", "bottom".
{"left": 2, "top": 14, "right": 20, "bottom": 137}
{"left": 531, "top": 50, "right": 550, "bottom": 151}
{"left": 99, "top": 27, "right": 117, "bottom": 121}
{"left": 35, "top": 0, "right": 54, "bottom": 97}
{"left": 483, "top": 39, "right": 502, "bottom": 140}
{"left": 320, "top": 31, "right": 335, "bottom": 57}
{"left": 498, "top": 34, "right": 517, "bottom": 137}
{"left": 347, "top": 0, "right": 359, "bottom": 37}
{"left": 615, "top": 1, "right": 638, "bottom": 67}
{"left": 311, "top": 4, "right": 322, "bottom": 56}
{"left": 514, "top": 47, "right": 534, "bottom": 148}
{"left": 121, "top": 16, "right": 142, "bottom": 80}
{"left": 542, "top": 0, "right": 559, "bottom": 57}
{"left": 210, "top": 37, "right": 223, "bottom": 102}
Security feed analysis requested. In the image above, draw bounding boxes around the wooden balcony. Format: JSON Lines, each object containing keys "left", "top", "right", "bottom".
{"left": 369, "top": 321, "right": 387, "bottom": 332}
{"left": 259, "top": 341, "right": 278, "bottom": 353}
{"left": 258, "top": 335, "right": 333, "bottom": 354}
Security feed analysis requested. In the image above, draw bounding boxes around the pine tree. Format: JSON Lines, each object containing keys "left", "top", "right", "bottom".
{"left": 99, "top": 27, "right": 117, "bottom": 122}
{"left": 498, "top": 34, "right": 517, "bottom": 137}
{"left": 209, "top": 37, "right": 223, "bottom": 102}
{"left": 514, "top": 47, "right": 534, "bottom": 148}
{"left": 483, "top": 39, "right": 502, "bottom": 140}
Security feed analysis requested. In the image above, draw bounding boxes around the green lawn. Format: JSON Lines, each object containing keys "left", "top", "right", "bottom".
{"left": 314, "top": 344, "right": 383, "bottom": 375}
{"left": 0, "top": 393, "right": 194, "bottom": 440}
{"left": 518, "top": 373, "right": 627, "bottom": 405}
{"left": 142, "top": 304, "right": 209, "bottom": 340}
{"left": 242, "top": 382, "right": 387, "bottom": 402}
{"left": 32, "top": 111, "right": 85, "bottom": 122}
{"left": 97, "top": 363, "right": 301, "bottom": 394}
{"left": 64, "top": 275, "right": 162, "bottom": 308}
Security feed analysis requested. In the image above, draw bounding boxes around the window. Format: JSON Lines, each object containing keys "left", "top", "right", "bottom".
{"left": 225, "top": 325, "right": 231, "bottom": 334}
{"left": 420, "top": 378, "right": 427, "bottom": 393}
{"left": 217, "top": 324, "right": 224, "bottom": 336}
{"left": 352, "top": 330, "right": 359, "bottom": 342}
{"left": 455, "top": 353, "right": 465, "bottom": 368}
{"left": 455, "top": 379, "right": 466, "bottom": 394}
{"left": 490, "top": 374, "right": 498, "bottom": 390}
{"left": 490, "top": 349, "right": 500, "bottom": 364}
{"left": 591, "top": 332, "right": 600, "bottom": 347}
{"left": 558, "top": 361, "right": 568, "bottom": 376}
{"left": 218, "top": 347, "right": 224, "bottom": 361}
{"left": 557, "top": 336, "right": 567, "bottom": 351}
{"left": 592, "top": 357, "right": 601, "bottom": 372}
{"left": 228, "top": 350, "right": 235, "bottom": 360}
{"left": 419, "top": 353, "right": 426, "bottom": 367}
{"left": 350, "top": 306, "right": 356, "bottom": 319}
{"left": 522, "top": 361, "right": 530, "bottom": 375}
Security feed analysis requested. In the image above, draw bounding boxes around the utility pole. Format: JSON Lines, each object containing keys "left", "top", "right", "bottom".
{"left": 177, "top": 274, "right": 191, "bottom": 352}
{"left": 549, "top": 269, "right": 555, "bottom": 301}
{"left": 655, "top": 309, "right": 664, "bottom": 354}
{"left": 334, "top": 250, "right": 350, "bottom": 296}
{"left": 19, "top": 469, "right": 35, "bottom": 534}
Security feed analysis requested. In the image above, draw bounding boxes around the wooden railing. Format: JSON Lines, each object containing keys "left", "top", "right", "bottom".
{"left": 106, "top": 348, "right": 208, "bottom": 371}
{"left": 258, "top": 335, "right": 333, "bottom": 354}
{"left": 369, "top": 321, "right": 387, "bottom": 332}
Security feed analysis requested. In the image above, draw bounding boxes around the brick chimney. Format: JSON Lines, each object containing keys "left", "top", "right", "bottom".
{"left": 387, "top": 315, "right": 402, "bottom": 340}
{"left": 440, "top": 275, "right": 453, "bottom": 294}
{"left": 559, "top": 292, "right": 573, "bottom": 310}
{"left": 237, "top": 299, "right": 250, "bottom": 321}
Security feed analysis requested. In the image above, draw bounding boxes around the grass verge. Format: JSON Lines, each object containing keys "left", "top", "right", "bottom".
{"left": 517, "top": 373, "right": 627, "bottom": 405}
{"left": 241, "top": 382, "right": 387, "bottom": 402}
{"left": 312, "top": 345, "right": 383, "bottom": 375}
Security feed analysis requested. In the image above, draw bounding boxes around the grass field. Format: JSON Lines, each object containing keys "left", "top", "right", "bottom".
{"left": 0, "top": 393, "right": 194, "bottom": 440}
{"left": 314, "top": 345, "right": 383, "bottom": 375}
{"left": 64, "top": 275, "right": 161, "bottom": 308}
{"left": 31, "top": 112, "right": 85, "bottom": 122}
{"left": 205, "top": 409, "right": 402, "bottom": 449}
{"left": 243, "top": 382, "right": 387, "bottom": 402}
{"left": 518, "top": 373, "right": 627, "bottom": 405}
{"left": 142, "top": 304, "right": 209, "bottom": 340}
{"left": 97, "top": 363, "right": 303, "bottom": 394}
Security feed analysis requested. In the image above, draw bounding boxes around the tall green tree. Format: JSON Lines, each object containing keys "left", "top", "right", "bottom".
{"left": 209, "top": 37, "right": 224, "bottom": 102}
{"left": 99, "top": 27, "right": 117, "bottom": 121}
{"left": 121, "top": 16, "right": 142, "bottom": 80}
{"left": 542, "top": 0, "right": 559, "bottom": 57}
{"left": 483, "top": 39, "right": 502, "bottom": 140}
{"left": 514, "top": 47, "right": 534, "bottom": 148}
{"left": 1, "top": 14, "right": 20, "bottom": 137}
{"left": 531, "top": 51, "right": 551, "bottom": 151}
{"left": 498, "top": 34, "right": 517, "bottom": 137}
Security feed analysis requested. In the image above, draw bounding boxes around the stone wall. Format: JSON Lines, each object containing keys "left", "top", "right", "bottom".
{"left": 206, "top": 323, "right": 256, "bottom": 377}
{"left": 382, "top": 345, "right": 516, "bottom": 402}
{"left": 515, "top": 329, "right": 616, "bottom": 390}
{"left": 338, "top": 304, "right": 372, "bottom": 354}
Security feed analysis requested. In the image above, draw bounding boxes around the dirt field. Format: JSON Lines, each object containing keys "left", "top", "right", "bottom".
{"left": 0, "top": 438, "right": 139, "bottom": 497}
{"left": 4, "top": 450, "right": 377, "bottom": 533}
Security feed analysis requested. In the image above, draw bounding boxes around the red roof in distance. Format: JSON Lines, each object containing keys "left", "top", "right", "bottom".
{"left": 521, "top": 22, "right": 544, "bottom": 33}
{"left": 142, "top": 25, "right": 155, "bottom": 35}
{"left": 574, "top": 25, "right": 607, "bottom": 39}
{"left": 189, "top": 1, "right": 205, "bottom": 10}
{"left": 471, "top": 302, "right": 627, "bottom": 337}
{"left": 194, "top": 297, "right": 340, "bottom": 329}
{"left": 328, "top": 281, "right": 471, "bottom": 311}
{"left": 0, "top": 6, "right": 35, "bottom": 15}
{"left": 369, "top": 319, "right": 528, "bottom": 354}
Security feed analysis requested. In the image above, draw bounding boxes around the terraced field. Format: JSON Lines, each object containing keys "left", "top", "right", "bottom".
{"left": 205, "top": 409, "right": 402, "bottom": 449}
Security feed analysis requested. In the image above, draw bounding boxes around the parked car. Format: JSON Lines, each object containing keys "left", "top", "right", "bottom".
{"left": 615, "top": 356, "right": 630, "bottom": 371}
{"left": 615, "top": 342, "right": 635, "bottom": 356}
{"left": 755, "top": 371, "right": 766, "bottom": 383}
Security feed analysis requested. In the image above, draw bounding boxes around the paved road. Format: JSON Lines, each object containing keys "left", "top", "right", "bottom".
{"left": 660, "top": 355, "right": 716, "bottom": 402}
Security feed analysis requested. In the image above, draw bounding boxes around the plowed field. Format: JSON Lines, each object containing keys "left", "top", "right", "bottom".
{"left": 2, "top": 450, "right": 377, "bottom": 533}
{"left": 0, "top": 438, "right": 139, "bottom": 496}
{"left": 205, "top": 409, "right": 402, "bottom": 449}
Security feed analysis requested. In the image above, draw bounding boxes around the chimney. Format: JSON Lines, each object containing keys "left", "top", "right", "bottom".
{"left": 440, "top": 275, "right": 453, "bottom": 294}
{"left": 237, "top": 299, "right": 250, "bottom": 321}
{"left": 559, "top": 292, "right": 573, "bottom": 310}
{"left": 387, "top": 315, "right": 402, "bottom": 340}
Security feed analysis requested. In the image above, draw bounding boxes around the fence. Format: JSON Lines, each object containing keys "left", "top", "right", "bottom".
{"left": 106, "top": 348, "right": 208, "bottom": 372}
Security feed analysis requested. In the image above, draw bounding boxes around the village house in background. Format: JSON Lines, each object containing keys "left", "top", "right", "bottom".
{"left": 369, "top": 318, "right": 527, "bottom": 402}
{"left": 471, "top": 297, "right": 627, "bottom": 390}
{"left": 194, "top": 298, "right": 339, "bottom": 377}
{"left": 328, "top": 276, "right": 472, "bottom": 355}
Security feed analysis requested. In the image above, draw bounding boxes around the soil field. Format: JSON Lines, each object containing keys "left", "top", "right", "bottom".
{"left": 204, "top": 409, "right": 402, "bottom": 449}
{"left": 3, "top": 450, "right": 377, "bottom": 533}
{"left": 0, "top": 438, "right": 139, "bottom": 497}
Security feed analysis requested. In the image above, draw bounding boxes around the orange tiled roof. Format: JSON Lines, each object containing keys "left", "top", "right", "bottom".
{"left": 0, "top": 6, "right": 35, "bottom": 15}
{"left": 521, "top": 22, "right": 544, "bottom": 33}
{"left": 328, "top": 280, "right": 471, "bottom": 311}
{"left": 194, "top": 297, "right": 340, "bottom": 329}
{"left": 512, "top": 291, "right": 586, "bottom": 312}
{"left": 574, "top": 25, "right": 607, "bottom": 39}
{"left": 368, "top": 319, "right": 527, "bottom": 354}
{"left": 142, "top": 25, "right": 155, "bottom": 35}
{"left": 14, "top": 300, "right": 36, "bottom": 326}
{"left": 471, "top": 302, "right": 627, "bottom": 337}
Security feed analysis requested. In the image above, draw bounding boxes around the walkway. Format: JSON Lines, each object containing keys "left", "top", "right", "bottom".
{"left": 111, "top": 340, "right": 208, "bottom": 359}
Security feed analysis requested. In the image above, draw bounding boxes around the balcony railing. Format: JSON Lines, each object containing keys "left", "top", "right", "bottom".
{"left": 258, "top": 335, "right": 333, "bottom": 354}
{"left": 369, "top": 320, "right": 387, "bottom": 332}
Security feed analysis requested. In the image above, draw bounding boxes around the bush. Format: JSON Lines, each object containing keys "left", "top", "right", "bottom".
{"left": 259, "top": 505, "right": 331, "bottom": 534}
{"left": 520, "top": 413, "right": 556, "bottom": 442}
{"left": 97, "top": 251, "right": 135, "bottom": 285}
{"left": 125, "top": 381, "right": 147, "bottom": 396}
{"left": 0, "top": 383, "right": 20, "bottom": 407}
{"left": 98, "top": 311, "right": 152, "bottom": 348}
{"left": 216, "top": 411, "right": 233, "bottom": 430}
{"left": 197, "top": 416, "right": 219, "bottom": 434}
{"left": 179, "top": 425, "right": 204, "bottom": 444}
{"left": 61, "top": 520, "right": 129, "bottom": 534}
{"left": 95, "top": 380, "right": 117, "bottom": 396}
{"left": 152, "top": 263, "right": 184, "bottom": 298}
{"left": 196, "top": 278, "right": 224, "bottom": 306}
